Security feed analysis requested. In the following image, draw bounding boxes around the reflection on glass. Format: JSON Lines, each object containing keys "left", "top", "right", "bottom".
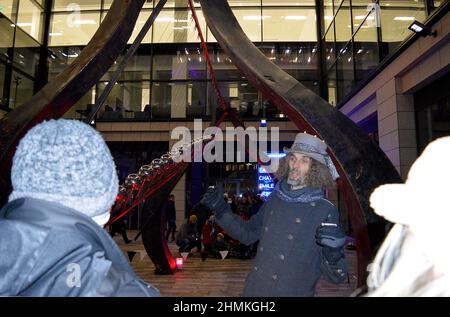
{"left": 186, "top": 81, "right": 207, "bottom": 118}
{"left": 353, "top": 43, "right": 378, "bottom": 84}
{"left": 231, "top": 8, "right": 262, "bottom": 42}
{"left": 0, "top": 15, "right": 14, "bottom": 52}
{"left": 0, "top": 0, "right": 16, "bottom": 21}
{"left": 13, "top": 26, "right": 39, "bottom": 78}
{"left": 354, "top": 9, "right": 379, "bottom": 84}
{"left": 327, "top": 64, "right": 337, "bottom": 106}
{"left": 152, "top": 47, "right": 206, "bottom": 80}
{"left": 63, "top": 86, "right": 95, "bottom": 119}
{"left": 262, "top": 8, "right": 317, "bottom": 42}
{"left": 17, "top": 0, "right": 43, "bottom": 42}
{"left": 97, "top": 81, "right": 150, "bottom": 115}
{"left": 101, "top": 53, "right": 151, "bottom": 82}
{"left": 153, "top": 9, "right": 207, "bottom": 43}
{"left": 228, "top": 0, "right": 261, "bottom": 5}
{"left": 48, "top": 47, "right": 83, "bottom": 81}
{"left": 127, "top": 10, "right": 153, "bottom": 44}
{"left": 208, "top": 48, "right": 240, "bottom": 80}
{"left": 336, "top": 42, "right": 354, "bottom": 103}
{"left": 210, "top": 81, "right": 262, "bottom": 119}
{"left": 380, "top": 6, "right": 426, "bottom": 43}
{"left": 323, "top": 0, "right": 334, "bottom": 36}
{"left": 433, "top": 1, "right": 442, "bottom": 9}
{"left": 151, "top": 82, "right": 171, "bottom": 118}
{"left": 259, "top": 43, "right": 318, "bottom": 82}
{"left": 164, "top": 0, "right": 201, "bottom": 8}
{"left": 53, "top": 0, "right": 101, "bottom": 11}
{"left": 325, "top": 21, "right": 335, "bottom": 70}
{"left": 262, "top": 98, "right": 283, "bottom": 119}
{"left": 352, "top": 4, "right": 381, "bottom": 32}
{"left": 207, "top": 26, "right": 217, "bottom": 43}
{"left": 262, "top": 0, "right": 315, "bottom": 5}
{"left": 9, "top": 70, "right": 34, "bottom": 109}
{"left": 379, "top": 1, "right": 425, "bottom": 8}
{"left": 334, "top": 0, "right": 351, "bottom": 42}
{"left": 13, "top": 46, "right": 39, "bottom": 77}
{"left": 49, "top": 12, "right": 100, "bottom": 46}
{"left": 152, "top": 81, "right": 200, "bottom": 119}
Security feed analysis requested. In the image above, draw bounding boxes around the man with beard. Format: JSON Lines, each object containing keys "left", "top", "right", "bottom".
{"left": 203, "top": 133, "right": 348, "bottom": 296}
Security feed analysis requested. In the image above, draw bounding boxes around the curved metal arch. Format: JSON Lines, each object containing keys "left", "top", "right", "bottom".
{"left": 199, "top": 0, "right": 403, "bottom": 285}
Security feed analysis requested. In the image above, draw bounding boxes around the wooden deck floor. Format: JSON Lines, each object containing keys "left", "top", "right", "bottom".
{"left": 114, "top": 230, "right": 358, "bottom": 297}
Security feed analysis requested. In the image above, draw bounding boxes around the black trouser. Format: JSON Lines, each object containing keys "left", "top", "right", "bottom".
{"left": 110, "top": 223, "right": 130, "bottom": 243}
{"left": 178, "top": 237, "right": 201, "bottom": 253}
{"left": 166, "top": 220, "right": 177, "bottom": 241}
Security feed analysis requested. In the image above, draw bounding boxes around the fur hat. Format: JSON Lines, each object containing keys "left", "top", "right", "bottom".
{"left": 284, "top": 132, "right": 339, "bottom": 180}
{"left": 9, "top": 119, "right": 119, "bottom": 226}
{"left": 370, "top": 136, "right": 450, "bottom": 271}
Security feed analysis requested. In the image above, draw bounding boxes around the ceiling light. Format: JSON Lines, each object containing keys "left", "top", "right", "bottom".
{"left": 243, "top": 16, "right": 271, "bottom": 21}
{"left": 284, "top": 16, "right": 307, "bottom": 20}
{"left": 394, "top": 17, "right": 415, "bottom": 21}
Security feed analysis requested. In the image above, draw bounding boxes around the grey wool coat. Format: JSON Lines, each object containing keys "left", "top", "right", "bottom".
{"left": 0, "top": 197, "right": 160, "bottom": 296}
{"left": 213, "top": 180, "right": 348, "bottom": 297}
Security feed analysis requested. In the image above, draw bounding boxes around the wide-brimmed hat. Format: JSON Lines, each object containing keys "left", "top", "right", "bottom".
{"left": 283, "top": 132, "right": 339, "bottom": 180}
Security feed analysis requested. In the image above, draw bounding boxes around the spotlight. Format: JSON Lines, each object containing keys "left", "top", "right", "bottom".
{"left": 408, "top": 20, "right": 436, "bottom": 37}
{"left": 260, "top": 119, "right": 267, "bottom": 127}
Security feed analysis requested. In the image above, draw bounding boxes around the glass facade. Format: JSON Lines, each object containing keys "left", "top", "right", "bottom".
{"left": 0, "top": 0, "right": 43, "bottom": 111}
{"left": 323, "top": 0, "right": 435, "bottom": 105}
{"left": 0, "top": 0, "right": 445, "bottom": 117}
{"left": 46, "top": 1, "right": 320, "bottom": 121}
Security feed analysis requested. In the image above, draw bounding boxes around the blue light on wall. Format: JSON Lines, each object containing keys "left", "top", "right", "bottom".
{"left": 258, "top": 152, "right": 285, "bottom": 197}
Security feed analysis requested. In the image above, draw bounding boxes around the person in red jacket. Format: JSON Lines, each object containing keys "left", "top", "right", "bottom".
{"left": 201, "top": 216, "right": 215, "bottom": 261}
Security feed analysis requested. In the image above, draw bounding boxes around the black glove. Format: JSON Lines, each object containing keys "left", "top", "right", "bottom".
{"left": 320, "top": 249, "right": 348, "bottom": 284}
{"left": 322, "top": 246, "right": 345, "bottom": 265}
{"left": 203, "top": 183, "right": 225, "bottom": 211}
{"left": 315, "top": 223, "right": 346, "bottom": 248}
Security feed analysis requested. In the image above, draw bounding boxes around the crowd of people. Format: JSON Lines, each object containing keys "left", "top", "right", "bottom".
{"left": 170, "top": 192, "right": 266, "bottom": 261}
{"left": 1, "top": 118, "right": 449, "bottom": 297}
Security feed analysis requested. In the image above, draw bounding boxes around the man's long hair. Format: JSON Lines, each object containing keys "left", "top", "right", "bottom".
{"left": 275, "top": 153, "right": 335, "bottom": 189}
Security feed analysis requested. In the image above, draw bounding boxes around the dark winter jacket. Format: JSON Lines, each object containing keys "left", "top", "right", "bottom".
{"left": 175, "top": 222, "right": 199, "bottom": 245}
{"left": 0, "top": 197, "right": 160, "bottom": 297}
{"left": 211, "top": 179, "right": 348, "bottom": 297}
{"left": 165, "top": 200, "right": 176, "bottom": 222}
{"left": 190, "top": 202, "right": 211, "bottom": 233}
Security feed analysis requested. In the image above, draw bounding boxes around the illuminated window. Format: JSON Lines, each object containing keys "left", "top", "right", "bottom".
{"left": 17, "top": 0, "right": 43, "bottom": 42}
{"left": 263, "top": 8, "right": 317, "bottom": 42}
{"left": 127, "top": 10, "right": 153, "bottom": 44}
{"left": 262, "top": 0, "right": 315, "bottom": 5}
{"left": 153, "top": 9, "right": 206, "bottom": 43}
{"left": 0, "top": 0, "right": 16, "bottom": 21}
{"left": 380, "top": 6, "right": 426, "bottom": 42}
{"left": 231, "top": 8, "right": 262, "bottom": 42}
{"left": 53, "top": 0, "right": 102, "bottom": 11}
{"left": 49, "top": 12, "right": 100, "bottom": 46}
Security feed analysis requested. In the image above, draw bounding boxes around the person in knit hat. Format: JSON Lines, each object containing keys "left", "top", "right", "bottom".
{"left": 0, "top": 119, "right": 159, "bottom": 296}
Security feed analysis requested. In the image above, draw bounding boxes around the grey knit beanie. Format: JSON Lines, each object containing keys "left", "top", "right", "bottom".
{"left": 8, "top": 119, "right": 119, "bottom": 226}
